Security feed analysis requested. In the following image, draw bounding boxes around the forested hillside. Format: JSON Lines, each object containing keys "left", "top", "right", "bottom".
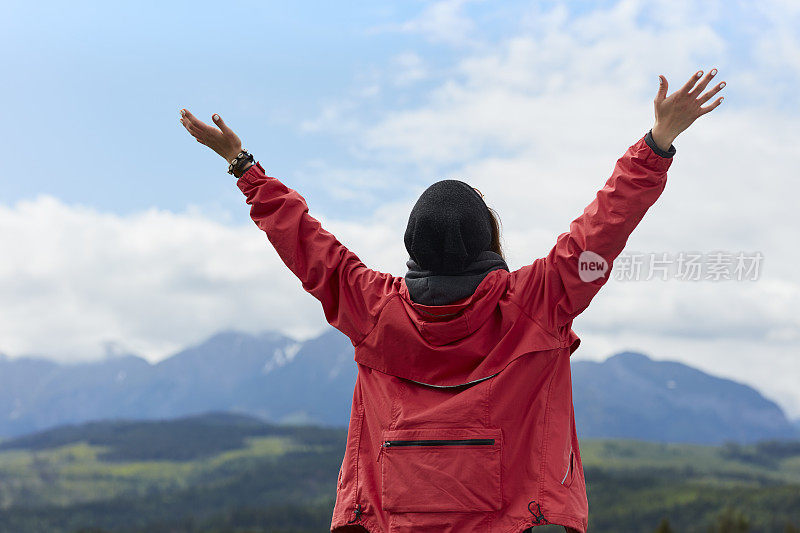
{"left": 0, "top": 413, "right": 797, "bottom": 532}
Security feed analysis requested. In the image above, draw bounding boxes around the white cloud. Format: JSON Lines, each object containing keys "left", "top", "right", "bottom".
{"left": 392, "top": 52, "right": 428, "bottom": 85}
{"left": 295, "top": 0, "right": 800, "bottom": 416}
{"left": 367, "top": 0, "right": 482, "bottom": 47}
{"left": 0, "top": 194, "right": 406, "bottom": 364}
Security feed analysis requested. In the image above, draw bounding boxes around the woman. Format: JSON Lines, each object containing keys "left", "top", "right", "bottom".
{"left": 180, "top": 68, "right": 725, "bottom": 533}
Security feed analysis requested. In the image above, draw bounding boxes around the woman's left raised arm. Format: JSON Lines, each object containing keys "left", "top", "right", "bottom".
{"left": 179, "top": 110, "right": 396, "bottom": 345}
{"left": 508, "top": 68, "right": 726, "bottom": 330}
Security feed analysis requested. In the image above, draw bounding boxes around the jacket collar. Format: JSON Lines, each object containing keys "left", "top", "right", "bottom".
{"left": 403, "top": 250, "right": 509, "bottom": 307}
{"left": 401, "top": 251, "right": 509, "bottom": 345}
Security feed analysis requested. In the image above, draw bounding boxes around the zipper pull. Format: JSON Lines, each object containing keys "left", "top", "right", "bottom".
{"left": 376, "top": 441, "right": 389, "bottom": 462}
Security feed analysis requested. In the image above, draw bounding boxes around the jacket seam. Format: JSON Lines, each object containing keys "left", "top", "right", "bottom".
{"left": 353, "top": 291, "right": 401, "bottom": 348}
{"left": 352, "top": 399, "right": 365, "bottom": 511}
{"left": 485, "top": 370, "right": 497, "bottom": 530}
{"left": 537, "top": 355, "right": 559, "bottom": 505}
{"left": 389, "top": 379, "right": 407, "bottom": 431}
{"left": 485, "top": 367, "right": 494, "bottom": 428}
{"left": 507, "top": 297, "right": 566, "bottom": 345}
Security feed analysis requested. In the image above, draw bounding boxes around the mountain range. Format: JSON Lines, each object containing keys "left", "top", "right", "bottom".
{"left": 0, "top": 329, "right": 796, "bottom": 443}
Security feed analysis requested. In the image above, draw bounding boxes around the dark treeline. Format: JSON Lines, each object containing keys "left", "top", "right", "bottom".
{"left": 0, "top": 412, "right": 348, "bottom": 462}
{"left": 0, "top": 414, "right": 798, "bottom": 532}
{"left": 2, "top": 463, "right": 798, "bottom": 532}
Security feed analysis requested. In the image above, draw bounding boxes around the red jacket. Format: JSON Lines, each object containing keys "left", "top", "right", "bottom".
{"left": 236, "top": 133, "right": 673, "bottom": 532}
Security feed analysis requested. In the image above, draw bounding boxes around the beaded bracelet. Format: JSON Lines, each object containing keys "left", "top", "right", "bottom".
{"left": 227, "top": 149, "right": 255, "bottom": 177}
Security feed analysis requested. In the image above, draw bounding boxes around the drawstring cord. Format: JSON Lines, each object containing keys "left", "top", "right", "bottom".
{"left": 528, "top": 499, "right": 549, "bottom": 525}
{"left": 346, "top": 503, "right": 363, "bottom": 524}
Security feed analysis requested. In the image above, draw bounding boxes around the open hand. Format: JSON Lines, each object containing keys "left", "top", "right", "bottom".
{"left": 179, "top": 109, "right": 243, "bottom": 162}
{"left": 651, "top": 68, "right": 726, "bottom": 151}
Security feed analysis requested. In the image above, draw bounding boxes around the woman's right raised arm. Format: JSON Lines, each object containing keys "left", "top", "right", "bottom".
{"left": 234, "top": 162, "right": 396, "bottom": 344}
{"left": 179, "top": 109, "right": 397, "bottom": 345}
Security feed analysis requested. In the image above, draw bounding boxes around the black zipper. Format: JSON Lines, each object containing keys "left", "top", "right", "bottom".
{"left": 377, "top": 438, "right": 494, "bottom": 462}
{"left": 383, "top": 438, "right": 494, "bottom": 447}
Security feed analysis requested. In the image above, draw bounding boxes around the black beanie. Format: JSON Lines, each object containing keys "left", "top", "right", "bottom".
{"left": 404, "top": 179, "right": 494, "bottom": 274}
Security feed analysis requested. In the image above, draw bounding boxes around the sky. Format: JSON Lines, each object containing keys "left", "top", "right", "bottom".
{"left": 1, "top": 0, "right": 799, "bottom": 417}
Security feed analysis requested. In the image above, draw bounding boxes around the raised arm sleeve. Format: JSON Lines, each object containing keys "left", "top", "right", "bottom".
{"left": 508, "top": 132, "right": 674, "bottom": 330}
{"left": 236, "top": 162, "right": 397, "bottom": 345}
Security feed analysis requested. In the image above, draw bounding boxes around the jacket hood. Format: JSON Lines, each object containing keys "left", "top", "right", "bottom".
{"left": 404, "top": 250, "right": 509, "bottom": 306}
{"left": 399, "top": 268, "right": 508, "bottom": 346}
{"left": 360, "top": 266, "right": 576, "bottom": 389}
{"left": 404, "top": 179, "right": 494, "bottom": 274}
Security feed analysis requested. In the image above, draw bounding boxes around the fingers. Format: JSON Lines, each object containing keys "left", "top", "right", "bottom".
{"left": 180, "top": 117, "right": 201, "bottom": 136}
{"left": 678, "top": 69, "right": 704, "bottom": 95}
{"left": 179, "top": 114, "right": 193, "bottom": 134}
{"left": 655, "top": 75, "right": 668, "bottom": 102}
{"left": 179, "top": 109, "right": 239, "bottom": 161}
{"left": 688, "top": 67, "right": 718, "bottom": 97}
{"left": 212, "top": 113, "right": 233, "bottom": 135}
{"left": 181, "top": 109, "right": 214, "bottom": 135}
{"left": 180, "top": 108, "right": 220, "bottom": 144}
{"left": 698, "top": 95, "right": 723, "bottom": 116}
{"left": 698, "top": 80, "right": 726, "bottom": 105}
{"left": 182, "top": 120, "right": 205, "bottom": 140}
{"left": 180, "top": 108, "right": 234, "bottom": 138}
{"left": 181, "top": 108, "right": 203, "bottom": 127}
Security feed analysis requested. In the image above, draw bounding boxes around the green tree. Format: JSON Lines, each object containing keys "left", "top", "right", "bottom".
{"left": 655, "top": 517, "right": 674, "bottom": 533}
{"left": 707, "top": 506, "right": 750, "bottom": 533}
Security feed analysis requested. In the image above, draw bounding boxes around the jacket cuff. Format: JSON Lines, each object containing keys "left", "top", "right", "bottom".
{"left": 644, "top": 129, "right": 676, "bottom": 158}
{"left": 236, "top": 161, "right": 268, "bottom": 190}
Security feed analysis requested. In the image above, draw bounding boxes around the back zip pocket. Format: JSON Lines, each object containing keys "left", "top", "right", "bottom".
{"left": 379, "top": 427, "right": 502, "bottom": 512}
